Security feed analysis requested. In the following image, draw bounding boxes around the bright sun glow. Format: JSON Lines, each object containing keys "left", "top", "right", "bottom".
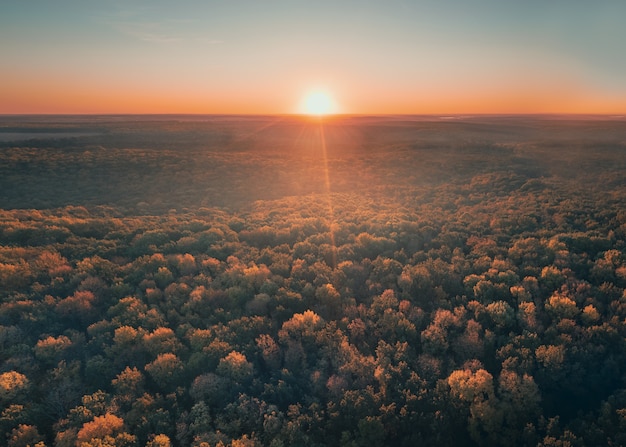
{"left": 302, "top": 91, "right": 336, "bottom": 115}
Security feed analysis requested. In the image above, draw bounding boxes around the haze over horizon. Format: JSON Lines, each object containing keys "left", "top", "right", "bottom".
{"left": 2, "top": 0, "right": 626, "bottom": 115}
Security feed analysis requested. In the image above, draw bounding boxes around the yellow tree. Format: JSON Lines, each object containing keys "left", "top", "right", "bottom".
{"left": 0, "top": 371, "right": 29, "bottom": 404}
{"left": 448, "top": 367, "right": 503, "bottom": 445}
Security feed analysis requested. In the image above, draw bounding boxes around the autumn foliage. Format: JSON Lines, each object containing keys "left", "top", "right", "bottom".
{"left": 1, "top": 116, "right": 626, "bottom": 446}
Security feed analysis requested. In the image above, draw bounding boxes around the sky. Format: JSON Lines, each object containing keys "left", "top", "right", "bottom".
{"left": 1, "top": 0, "right": 626, "bottom": 115}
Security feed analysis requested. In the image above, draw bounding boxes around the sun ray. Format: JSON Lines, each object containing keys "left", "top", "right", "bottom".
{"left": 317, "top": 119, "right": 338, "bottom": 269}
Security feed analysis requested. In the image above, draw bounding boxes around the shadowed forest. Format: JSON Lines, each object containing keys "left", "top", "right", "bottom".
{"left": 1, "top": 115, "right": 626, "bottom": 447}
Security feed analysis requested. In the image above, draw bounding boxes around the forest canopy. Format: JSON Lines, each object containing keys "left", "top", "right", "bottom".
{"left": 1, "top": 115, "right": 626, "bottom": 446}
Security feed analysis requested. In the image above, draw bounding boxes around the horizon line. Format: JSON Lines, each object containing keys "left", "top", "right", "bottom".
{"left": 1, "top": 112, "right": 625, "bottom": 119}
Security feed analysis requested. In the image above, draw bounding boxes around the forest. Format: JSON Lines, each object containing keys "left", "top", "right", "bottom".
{"left": 1, "top": 114, "right": 626, "bottom": 446}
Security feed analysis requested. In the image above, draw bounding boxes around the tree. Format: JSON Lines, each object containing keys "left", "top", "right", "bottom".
{"left": 256, "top": 334, "right": 282, "bottom": 370}
{"left": 498, "top": 369, "right": 541, "bottom": 436}
{"left": 216, "top": 351, "right": 253, "bottom": 384}
{"left": 278, "top": 310, "right": 325, "bottom": 373}
{"left": 0, "top": 371, "right": 29, "bottom": 404}
{"left": 76, "top": 413, "right": 125, "bottom": 443}
{"left": 106, "top": 326, "right": 147, "bottom": 369}
{"left": 112, "top": 367, "right": 145, "bottom": 407}
{"left": 545, "top": 293, "right": 579, "bottom": 320}
{"left": 143, "top": 327, "right": 183, "bottom": 358}
{"left": 447, "top": 367, "right": 504, "bottom": 445}
{"left": 144, "top": 353, "right": 184, "bottom": 391}
{"left": 535, "top": 345, "right": 565, "bottom": 372}
{"left": 146, "top": 434, "right": 172, "bottom": 447}
{"left": 315, "top": 283, "right": 342, "bottom": 320}
{"left": 56, "top": 290, "right": 98, "bottom": 327}
{"left": 34, "top": 335, "right": 73, "bottom": 366}
{"left": 7, "top": 424, "right": 44, "bottom": 447}
{"left": 485, "top": 301, "right": 515, "bottom": 330}
{"left": 189, "top": 373, "right": 230, "bottom": 406}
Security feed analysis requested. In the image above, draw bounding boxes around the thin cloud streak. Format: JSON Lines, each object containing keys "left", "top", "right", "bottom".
{"left": 107, "top": 18, "right": 221, "bottom": 45}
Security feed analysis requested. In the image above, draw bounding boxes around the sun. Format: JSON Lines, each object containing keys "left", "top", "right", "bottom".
{"left": 301, "top": 90, "right": 336, "bottom": 116}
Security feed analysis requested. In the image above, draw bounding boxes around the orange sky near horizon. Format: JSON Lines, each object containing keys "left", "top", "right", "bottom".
{"left": 2, "top": 1, "right": 626, "bottom": 115}
{"left": 4, "top": 72, "right": 621, "bottom": 116}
